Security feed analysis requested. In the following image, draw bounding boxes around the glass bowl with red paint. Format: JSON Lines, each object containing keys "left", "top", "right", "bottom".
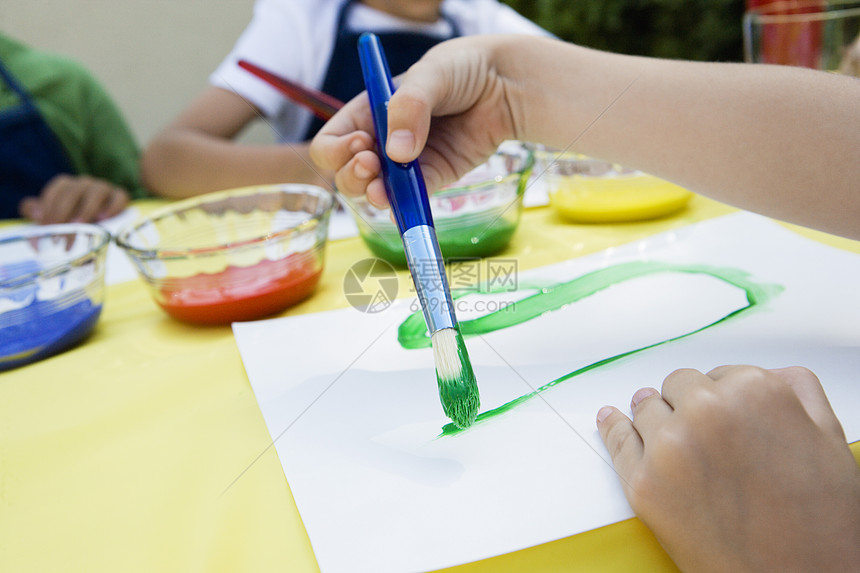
{"left": 116, "top": 184, "right": 333, "bottom": 325}
{"left": 0, "top": 223, "right": 110, "bottom": 371}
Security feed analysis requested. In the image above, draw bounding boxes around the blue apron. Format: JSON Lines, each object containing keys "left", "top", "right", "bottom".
{"left": 302, "top": 0, "right": 460, "bottom": 139}
{"left": 0, "top": 58, "right": 75, "bottom": 218}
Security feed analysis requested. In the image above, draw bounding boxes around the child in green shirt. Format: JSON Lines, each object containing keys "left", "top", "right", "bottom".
{"left": 0, "top": 32, "right": 147, "bottom": 223}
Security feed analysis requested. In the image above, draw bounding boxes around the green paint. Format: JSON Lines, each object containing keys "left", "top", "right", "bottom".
{"left": 357, "top": 146, "right": 533, "bottom": 267}
{"left": 437, "top": 328, "right": 480, "bottom": 429}
{"left": 395, "top": 261, "right": 783, "bottom": 435}
{"left": 360, "top": 218, "right": 519, "bottom": 267}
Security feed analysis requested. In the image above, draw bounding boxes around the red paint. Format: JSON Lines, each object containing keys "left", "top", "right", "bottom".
{"left": 748, "top": 0, "right": 824, "bottom": 68}
{"left": 746, "top": 0, "right": 779, "bottom": 8}
{"left": 157, "top": 255, "right": 322, "bottom": 325}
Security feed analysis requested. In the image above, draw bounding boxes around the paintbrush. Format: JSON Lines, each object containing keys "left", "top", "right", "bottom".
{"left": 357, "top": 32, "right": 480, "bottom": 429}
{"left": 237, "top": 59, "right": 344, "bottom": 121}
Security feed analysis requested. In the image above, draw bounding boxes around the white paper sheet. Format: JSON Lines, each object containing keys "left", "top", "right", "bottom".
{"left": 233, "top": 212, "right": 860, "bottom": 573}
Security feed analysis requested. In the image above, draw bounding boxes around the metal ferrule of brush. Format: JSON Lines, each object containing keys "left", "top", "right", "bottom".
{"left": 402, "top": 225, "right": 456, "bottom": 334}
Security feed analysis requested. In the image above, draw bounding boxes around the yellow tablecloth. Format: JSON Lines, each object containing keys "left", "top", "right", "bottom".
{"left": 2, "top": 196, "right": 858, "bottom": 572}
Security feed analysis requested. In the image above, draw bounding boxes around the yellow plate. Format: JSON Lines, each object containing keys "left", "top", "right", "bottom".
{"left": 549, "top": 175, "right": 693, "bottom": 223}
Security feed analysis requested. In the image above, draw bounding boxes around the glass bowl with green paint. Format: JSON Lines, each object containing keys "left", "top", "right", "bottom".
{"left": 343, "top": 141, "right": 534, "bottom": 266}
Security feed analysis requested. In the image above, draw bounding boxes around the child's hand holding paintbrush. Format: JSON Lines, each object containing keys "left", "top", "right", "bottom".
{"left": 356, "top": 33, "right": 479, "bottom": 429}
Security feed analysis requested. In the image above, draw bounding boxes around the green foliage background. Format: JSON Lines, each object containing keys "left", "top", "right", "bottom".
{"left": 500, "top": 0, "right": 746, "bottom": 62}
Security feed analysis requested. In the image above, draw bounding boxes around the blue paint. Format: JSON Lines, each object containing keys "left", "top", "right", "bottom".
{"left": 0, "top": 298, "right": 102, "bottom": 371}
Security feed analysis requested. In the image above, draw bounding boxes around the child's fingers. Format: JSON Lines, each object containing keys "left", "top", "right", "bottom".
{"left": 95, "top": 187, "right": 130, "bottom": 222}
{"left": 386, "top": 87, "right": 433, "bottom": 163}
{"left": 630, "top": 387, "right": 673, "bottom": 441}
{"left": 596, "top": 405, "right": 644, "bottom": 486}
{"left": 73, "top": 181, "right": 114, "bottom": 222}
{"left": 311, "top": 130, "right": 373, "bottom": 171}
{"left": 772, "top": 366, "right": 846, "bottom": 440}
{"left": 18, "top": 197, "right": 42, "bottom": 223}
{"left": 659, "top": 368, "right": 711, "bottom": 409}
{"left": 366, "top": 178, "right": 390, "bottom": 210}
{"left": 40, "top": 176, "right": 81, "bottom": 224}
{"left": 334, "top": 150, "right": 381, "bottom": 199}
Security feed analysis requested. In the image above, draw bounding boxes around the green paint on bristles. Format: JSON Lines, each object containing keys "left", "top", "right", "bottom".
{"left": 436, "top": 328, "right": 480, "bottom": 429}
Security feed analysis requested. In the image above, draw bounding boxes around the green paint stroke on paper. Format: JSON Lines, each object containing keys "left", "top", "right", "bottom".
{"left": 395, "top": 261, "right": 783, "bottom": 436}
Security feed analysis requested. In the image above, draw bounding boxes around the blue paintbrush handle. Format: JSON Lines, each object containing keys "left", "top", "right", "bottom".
{"left": 358, "top": 32, "right": 434, "bottom": 235}
{"left": 358, "top": 32, "right": 456, "bottom": 334}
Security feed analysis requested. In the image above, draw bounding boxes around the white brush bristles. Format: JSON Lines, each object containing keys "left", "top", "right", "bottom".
{"left": 432, "top": 328, "right": 462, "bottom": 382}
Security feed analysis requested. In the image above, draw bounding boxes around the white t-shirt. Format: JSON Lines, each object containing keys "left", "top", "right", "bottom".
{"left": 210, "top": 0, "right": 550, "bottom": 142}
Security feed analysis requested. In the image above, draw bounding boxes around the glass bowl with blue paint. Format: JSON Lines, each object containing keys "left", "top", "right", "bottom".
{"left": 343, "top": 141, "right": 534, "bottom": 266}
{"left": 0, "top": 223, "right": 110, "bottom": 371}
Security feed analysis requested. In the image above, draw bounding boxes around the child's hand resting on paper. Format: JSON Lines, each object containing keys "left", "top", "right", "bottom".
{"left": 19, "top": 173, "right": 130, "bottom": 224}
{"left": 597, "top": 365, "right": 860, "bottom": 572}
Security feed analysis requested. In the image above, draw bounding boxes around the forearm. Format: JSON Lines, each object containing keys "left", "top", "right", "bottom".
{"left": 140, "top": 130, "right": 332, "bottom": 199}
{"left": 501, "top": 37, "right": 860, "bottom": 239}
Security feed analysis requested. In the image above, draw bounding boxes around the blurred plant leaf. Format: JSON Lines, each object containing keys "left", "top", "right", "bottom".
{"left": 502, "top": 0, "right": 744, "bottom": 61}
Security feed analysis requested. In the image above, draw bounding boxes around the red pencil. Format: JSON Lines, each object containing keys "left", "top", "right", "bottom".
{"left": 238, "top": 59, "right": 344, "bottom": 120}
